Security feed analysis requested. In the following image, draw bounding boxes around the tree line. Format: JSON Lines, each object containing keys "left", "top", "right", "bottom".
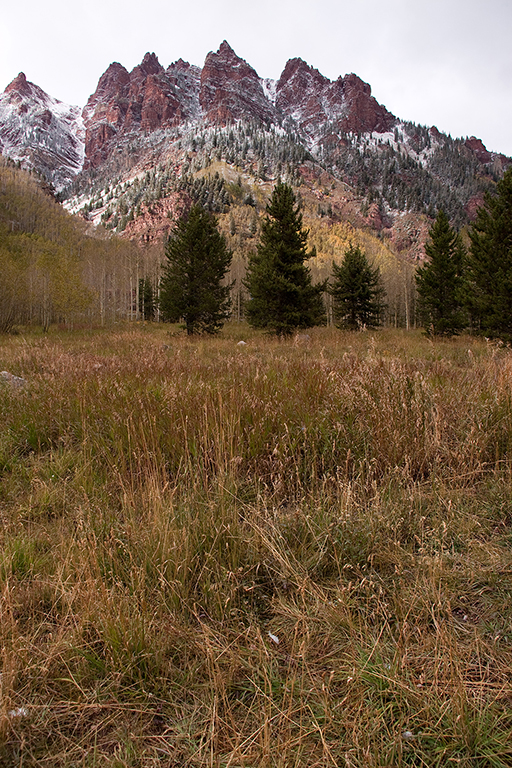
{"left": 416, "top": 168, "right": 512, "bottom": 340}
{"left": 159, "top": 181, "right": 386, "bottom": 335}
{"left": 160, "top": 171, "right": 512, "bottom": 340}
{"left": 0, "top": 159, "right": 158, "bottom": 332}
{"left": 3, "top": 157, "right": 512, "bottom": 339}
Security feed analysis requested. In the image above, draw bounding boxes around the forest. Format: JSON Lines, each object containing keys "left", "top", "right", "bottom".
{"left": 2, "top": 153, "right": 511, "bottom": 341}
{"left": 1, "top": 157, "right": 418, "bottom": 334}
{"left": 0, "top": 159, "right": 160, "bottom": 332}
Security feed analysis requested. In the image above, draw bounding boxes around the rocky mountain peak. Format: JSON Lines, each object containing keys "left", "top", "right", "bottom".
{"left": 5, "top": 72, "right": 29, "bottom": 95}
{"left": 199, "top": 42, "right": 275, "bottom": 124}
{"left": 218, "top": 40, "right": 236, "bottom": 57}
{"left": 4, "top": 72, "right": 52, "bottom": 106}
{"left": 341, "top": 73, "right": 371, "bottom": 98}
{"left": 172, "top": 58, "right": 192, "bottom": 71}
{"left": 131, "top": 52, "right": 164, "bottom": 80}
{"left": 465, "top": 136, "right": 492, "bottom": 164}
{"left": 275, "top": 58, "right": 332, "bottom": 135}
{"left": 83, "top": 50, "right": 200, "bottom": 169}
{"left": 0, "top": 73, "right": 84, "bottom": 190}
{"left": 275, "top": 58, "right": 395, "bottom": 139}
{"left": 82, "top": 63, "right": 129, "bottom": 120}
{"left": 277, "top": 58, "right": 330, "bottom": 93}
{"left": 336, "top": 73, "right": 395, "bottom": 134}
{"left": 2, "top": 39, "right": 509, "bottom": 226}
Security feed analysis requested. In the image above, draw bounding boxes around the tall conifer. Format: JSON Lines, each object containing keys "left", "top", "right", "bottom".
{"left": 244, "top": 181, "right": 325, "bottom": 335}
{"left": 415, "top": 210, "right": 465, "bottom": 336}
{"left": 159, "top": 205, "right": 232, "bottom": 335}
{"left": 329, "top": 244, "right": 385, "bottom": 330}
{"left": 465, "top": 168, "right": 512, "bottom": 340}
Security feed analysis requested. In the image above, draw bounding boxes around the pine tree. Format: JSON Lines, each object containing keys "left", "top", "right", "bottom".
{"left": 159, "top": 205, "right": 232, "bottom": 335}
{"left": 465, "top": 168, "right": 512, "bottom": 340}
{"left": 329, "top": 244, "right": 385, "bottom": 330}
{"left": 244, "top": 181, "right": 325, "bottom": 336}
{"left": 138, "top": 277, "right": 155, "bottom": 321}
{"left": 415, "top": 209, "right": 465, "bottom": 336}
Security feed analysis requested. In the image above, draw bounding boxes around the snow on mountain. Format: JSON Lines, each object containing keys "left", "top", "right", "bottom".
{"left": 1, "top": 41, "right": 510, "bottom": 229}
{"left": 0, "top": 73, "right": 84, "bottom": 191}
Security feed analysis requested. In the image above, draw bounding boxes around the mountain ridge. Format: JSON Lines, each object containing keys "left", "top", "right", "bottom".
{"left": 2, "top": 41, "right": 509, "bottom": 186}
{"left": 1, "top": 41, "right": 510, "bottom": 261}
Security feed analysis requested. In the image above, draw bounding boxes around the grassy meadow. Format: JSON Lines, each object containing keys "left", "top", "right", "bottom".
{"left": 1, "top": 324, "right": 512, "bottom": 767}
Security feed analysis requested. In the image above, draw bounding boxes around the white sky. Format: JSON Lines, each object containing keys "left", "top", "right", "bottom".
{"left": 1, "top": 0, "right": 511, "bottom": 155}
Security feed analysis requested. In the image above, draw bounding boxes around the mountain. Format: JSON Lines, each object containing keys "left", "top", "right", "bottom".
{"left": 0, "top": 72, "right": 84, "bottom": 191}
{"left": 1, "top": 41, "right": 511, "bottom": 254}
{"left": 78, "top": 42, "right": 400, "bottom": 173}
{"left": 82, "top": 53, "right": 201, "bottom": 170}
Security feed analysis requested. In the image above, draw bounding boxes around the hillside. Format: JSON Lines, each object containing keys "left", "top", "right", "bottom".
{"left": 1, "top": 41, "right": 510, "bottom": 267}
{"left": 0, "top": 158, "right": 151, "bottom": 331}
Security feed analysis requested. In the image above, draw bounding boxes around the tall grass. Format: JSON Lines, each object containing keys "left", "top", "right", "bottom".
{"left": 1, "top": 325, "right": 512, "bottom": 766}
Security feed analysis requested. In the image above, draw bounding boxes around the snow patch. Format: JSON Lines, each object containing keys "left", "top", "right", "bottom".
{"left": 262, "top": 78, "right": 277, "bottom": 105}
{"left": 0, "top": 83, "right": 85, "bottom": 190}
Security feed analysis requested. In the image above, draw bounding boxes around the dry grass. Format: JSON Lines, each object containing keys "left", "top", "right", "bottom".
{"left": 1, "top": 324, "right": 512, "bottom": 766}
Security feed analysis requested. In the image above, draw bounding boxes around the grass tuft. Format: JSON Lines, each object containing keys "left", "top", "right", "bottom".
{"left": 1, "top": 325, "right": 512, "bottom": 765}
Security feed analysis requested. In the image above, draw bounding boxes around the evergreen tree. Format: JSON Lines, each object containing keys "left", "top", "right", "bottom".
{"left": 244, "top": 181, "right": 325, "bottom": 336}
{"left": 329, "top": 244, "right": 385, "bottom": 330}
{"left": 415, "top": 210, "right": 465, "bottom": 336}
{"left": 465, "top": 168, "right": 512, "bottom": 340}
{"left": 138, "top": 277, "right": 155, "bottom": 321}
{"left": 159, "top": 205, "right": 232, "bottom": 335}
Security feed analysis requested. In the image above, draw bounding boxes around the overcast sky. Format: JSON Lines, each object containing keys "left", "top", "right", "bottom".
{"left": 1, "top": 0, "right": 511, "bottom": 155}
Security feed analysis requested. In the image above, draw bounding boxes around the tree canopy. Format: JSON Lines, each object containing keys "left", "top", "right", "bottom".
{"left": 465, "top": 168, "right": 512, "bottom": 340}
{"left": 244, "top": 181, "right": 325, "bottom": 336}
{"left": 415, "top": 209, "right": 465, "bottom": 336}
{"left": 159, "top": 204, "right": 232, "bottom": 335}
{"left": 329, "top": 244, "right": 385, "bottom": 330}
{"left": 0, "top": 160, "right": 143, "bottom": 331}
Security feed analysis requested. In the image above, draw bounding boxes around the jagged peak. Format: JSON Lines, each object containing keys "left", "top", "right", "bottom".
{"left": 95, "top": 62, "right": 130, "bottom": 88}
{"left": 465, "top": 136, "right": 492, "bottom": 163}
{"left": 132, "top": 52, "right": 163, "bottom": 77}
{"left": 3, "top": 71, "right": 52, "bottom": 105}
{"left": 218, "top": 40, "right": 235, "bottom": 56}
{"left": 6, "top": 72, "right": 27, "bottom": 90}
{"left": 206, "top": 41, "right": 257, "bottom": 74}
{"left": 341, "top": 73, "right": 371, "bottom": 96}
{"left": 277, "top": 57, "right": 330, "bottom": 90}
{"left": 83, "top": 62, "right": 130, "bottom": 112}
{"left": 171, "top": 58, "right": 191, "bottom": 70}
{"left": 103, "top": 62, "right": 129, "bottom": 75}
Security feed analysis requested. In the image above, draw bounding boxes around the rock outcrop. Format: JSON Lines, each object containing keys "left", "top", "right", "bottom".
{"left": 199, "top": 41, "right": 275, "bottom": 125}
{"left": 0, "top": 72, "right": 84, "bottom": 190}
{"left": 82, "top": 53, "right": 201, "bottom": 169}
{"left": 1, "top": 41, "right": 508, "bottom": 219}
{"left": 80, "top": 42, "right": 397, "bottom": 169}
{"left": 275, "top": 58, "right": 396, "bottom": 138}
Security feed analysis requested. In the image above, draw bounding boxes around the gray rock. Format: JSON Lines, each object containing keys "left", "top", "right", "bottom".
{"left": 0, "top": 371, "right": 27, "bottom": 389}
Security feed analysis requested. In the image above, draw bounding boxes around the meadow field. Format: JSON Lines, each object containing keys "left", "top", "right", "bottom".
{"left": 1, "top": 324, "right": 512, "bottom": 767}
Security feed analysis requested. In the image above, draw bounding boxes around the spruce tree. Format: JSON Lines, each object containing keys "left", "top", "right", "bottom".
{"left": 244, "top": 181, "right": 325, "bottom": 336}
{"left": 138, "top": 277, "right": 155, "bottom": 321}
{"left": 329, "top": 244, "right": 385, "bottom": 330}
{"left": 415, "top": 209, "right": 465, "bottom": 336}
{"left": 159, "top": 205, "right": 232, "bottom": 335}
{"left": 465, "top": 168, "right": 512, "bottom": 340}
